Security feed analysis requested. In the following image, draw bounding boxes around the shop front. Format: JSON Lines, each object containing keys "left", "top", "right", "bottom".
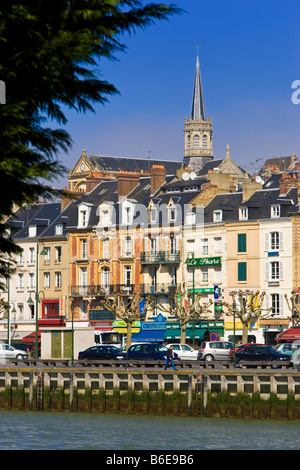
{"left": 131, "top": 314, "right": 167, "bottom": 343}
{"left": 164, "top": 320, "right": 224, "bottom": 346}
{"left": 224, "top": 320, "right": 262, "bottom": 344}
{"left": 112, "top": 320, "right": 141, "bottom": 346}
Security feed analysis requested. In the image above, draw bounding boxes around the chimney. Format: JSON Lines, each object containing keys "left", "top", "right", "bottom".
{"left": 279, "top": 173, "right": 295, "bottom": 196}
{"left": 150, "top": 165, "right": 166, "bottom": 195}
{"left": 60, "top": 188, "right": 83, "bottom": 210}
{"left": 117, "top": 171, "right": 139, "bottom": 200}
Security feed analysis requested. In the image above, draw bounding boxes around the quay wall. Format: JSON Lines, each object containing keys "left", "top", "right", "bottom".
{"left": 1, "top": 367, "right": 300, "bottom": 419}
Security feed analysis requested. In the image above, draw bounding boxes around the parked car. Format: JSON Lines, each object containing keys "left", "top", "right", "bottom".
{"left": 167, "top": 343, "right": 198, "bottom": 360}
{"left": 234, "top": 344, "right": 290, "bottom": 367}
{"left": 11, "top": 343, "right": 32, "bottom": 355}
{"left": 197, "top": 341, "right": 234, "bottom": 361}
{"left": 126, "top": 343, "right": 179, "bottom": 361}
{"left": 0, "top": 343, "right": 28, "bottom": 360}
{"left": 78, "top": 345, "right": 126, "bottom": 360}
{"left": 274, "top": 343, "right": 293, "bottom": 355}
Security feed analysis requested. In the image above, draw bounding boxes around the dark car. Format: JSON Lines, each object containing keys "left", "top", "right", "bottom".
{"left": 126, "top": 343, "right": 179, "bottom": 360}
{"left": 234, "top": 344, "right": 291, "bottom": 367}
{"left": 11, "top": 343, "right": 32, "bottom": 354}
{"left": 78, "top": 345, "right": 126, "bottom": 360}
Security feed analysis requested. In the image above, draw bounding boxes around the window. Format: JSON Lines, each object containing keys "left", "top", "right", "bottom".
{"left": 185, "top": 211, "right": 195, "bottom": 226}
{"left": 103, "top": 239, "right": 109, "bottom": 258}
{"left": 214, "top": 266, "right": 222, "bottom": 284}
{"left": 203, "top": 134, "right": 207, "bottom": 148}
{"left": 213, "top": 210, "right": 222, "bottom": 222}
{"left": 29, "top": 273, "right": 35, "bottom": 289}
{"left": 101, "top": 209, "right": 110, "bottom": 226}
{"left": 81, "top": 239, "right": 87, "bottom": 258}
{"left": 79, "top": 267, "right": 87, "bottom": 286}
{"left": 270, "top": 232, "right": 279, "bottom": 250}
{"left": 271, "top": 261, "right": 279, "bottom": 280}
{"left": 237, "top": 233, "right": 247, "bottom": 253}
{"left": 55, "top": 224, "right": 63, "bottom": 235}
{"left": 123, "top": 206, "right": 132, "bottom": 225}
{"left": 187, "top": 135, "right": 191, "bottom": 148}
{"left": 271, "top": 294, "right": 280, "bottom": 315}
{"left": 239, "top": 208, "right": 248, "bottom": 220}
{"left": 17, "top": 304, "right": 24, "bottom": 320}
{"left": 55, "top": 272, "right": 62, "bottom": 289}
{"left": 168, "top": 205, "right": 176, "bottom": 222}
{"left": 214, "top": 237, "right": 222, "bottom": 253}
{"left": 55, "top": 246, "right": 62, "bottom": 262}
{"left": 271, "top": 205, "right": 280, "bottom": 218}
{"left": 124, "top": 236, "right": 132, "bottom": 256}
{"left": 124, "top": 265, "right": 132, "bottom": 286}
{"left": 79, "top": 209, "right": 87, "bottom": 227}
{"left": 18, "top": 250, "right": 24, "bottom": 265}
{"left": 44, "top": 272, "right": 50, "bottom": 289}
{"left": 202, "top": 267, "right": 208, "bottom": 283}
{"left": 28, "top": 226, "right": 37, "bottom": 237}
{"left": 44, "top": 247, "right": 50, "bottom": 262}
{"left": 238, "top": 262, "right": 247, "bottom": 282}
{"left": 18, "top": 273, "right": 24, "bottom": 290}
{"left": 101, "top": 267, "right": 110, "bottom": 287}
{"left": 150, "top": 207, "right": 157, "bottom": 223}
{"left": 194, "top": 134, "right": 200, "bottom": 148}
{"left": 201, "top": 238, "right": 208, "bottom": 255}
{"left": 29, "top": 247, "right": 35, "bottom": 264}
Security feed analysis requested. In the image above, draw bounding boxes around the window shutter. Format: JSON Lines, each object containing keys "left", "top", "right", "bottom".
{"left": 279, "top": 294, "right": 284, "bottom": 315}
{"left": 265, "top": 262, "right": 269, "bottom": 281}
{"left": 264, "top": 233, "right": 269, "bottom": 251}
{"left": 265, "top": 294, "right": 270, "bottom": 312}
{"left": 238, "top": 262, "right": 247, "bottom": 281}
{"left": 238, "top": 233, "right": 246, "bottom": 253}
{"left": 279, "top": 232, "right": 283, "bottom": 250}
{"left": 279, "top": 262, "right": 284, "bottom": 280}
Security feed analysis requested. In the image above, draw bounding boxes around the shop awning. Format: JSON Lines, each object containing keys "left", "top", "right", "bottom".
{"left": 164, "top": 328, "right": 208, "bottom": 340}
{"left": 275, "top": 327, "right": 300, "bottom": 342}
{"left": 131, "top": 329, "right": 166, "bottom": 343}
{"left": 22, "top": 331, "right": 41, "bottom": 343}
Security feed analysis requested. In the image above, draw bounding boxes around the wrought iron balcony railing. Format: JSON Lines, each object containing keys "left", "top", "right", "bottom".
{"left": 140, "top": 251, "right": 180, "bottom": 264}
{"left": 140, "top": 283, "right": 179, "bottom": 296}
{"left": 70, "top": 284, "right": 135, "bottom": 297}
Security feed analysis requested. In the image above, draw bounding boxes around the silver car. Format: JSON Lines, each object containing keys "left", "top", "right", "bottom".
{"left": 0, "top": 343, "right": 28, "bottom": 360}
{"left": 197, "top": 341, "right": 233, "bottom": 361}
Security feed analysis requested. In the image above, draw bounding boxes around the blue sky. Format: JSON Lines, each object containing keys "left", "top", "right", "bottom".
{"left": 52, "top": 0, "right": 300, "bottom": 189}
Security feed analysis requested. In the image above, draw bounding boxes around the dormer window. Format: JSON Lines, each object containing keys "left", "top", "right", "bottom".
{"left": 239, "top": 207, "right": 248, "bottom": 220}
{"left": 78, "top": 203, "right": 92, "bottom": 228}
{"left": 28, "top": 226, "right": 37, "bottom": 237}
{"left": 271, "top": 205, "right": 280, "bottom": 218}
{"left": 213, "top": 210, "right": 222, "bottom": 222}
{"left": 55, "top": 224, "right": 63, "bottom": 235}
{"left": 168, "top": 205, "right": 176, "bottom": 222}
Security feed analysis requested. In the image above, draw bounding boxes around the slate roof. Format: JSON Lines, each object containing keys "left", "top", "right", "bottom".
{"left": 86, "top": 155, "right": 182, "bottom": 175}
{"left": 8, "top": 202, "right": 62, "bottom": 240}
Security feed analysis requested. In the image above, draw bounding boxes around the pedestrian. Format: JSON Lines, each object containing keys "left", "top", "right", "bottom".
{"left": 164, "top": 345, "right": 177, "bottom": 371}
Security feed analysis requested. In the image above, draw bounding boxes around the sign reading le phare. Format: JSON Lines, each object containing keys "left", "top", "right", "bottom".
{"left": 186, "top": 256, "right": 221, "bottom": 267}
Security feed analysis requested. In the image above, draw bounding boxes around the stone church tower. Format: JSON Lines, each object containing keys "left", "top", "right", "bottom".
{"left": 183, "top": 55, "right": 213, "bottom": 172}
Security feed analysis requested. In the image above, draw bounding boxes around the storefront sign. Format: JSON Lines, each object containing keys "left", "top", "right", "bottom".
{"left": 225, "top": 321, "right": 258, "bottom": 330}
{"left": 186, "top": 256, "right": 221, "bottom": 267}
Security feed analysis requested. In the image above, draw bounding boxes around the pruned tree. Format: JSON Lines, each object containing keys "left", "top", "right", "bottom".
{"left": 157, "top": 286, "right": 213, "bottom": 344}
{"left": 221, "top": 290, "right": 272, "bottom": 344}
{"left": 104, "top": 293, "right": 153, "bottom": 350}
{"left": 285, "top": 290, "right": 300, "bottom": 326}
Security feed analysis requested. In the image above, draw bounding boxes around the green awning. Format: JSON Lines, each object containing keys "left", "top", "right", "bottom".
{"left": 164, "top": 328, "right": 208, "bottom": 340}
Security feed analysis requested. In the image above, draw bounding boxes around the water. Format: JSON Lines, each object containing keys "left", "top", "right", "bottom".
{"left": 0, "top": 411, "right": 300, "bottom": 450}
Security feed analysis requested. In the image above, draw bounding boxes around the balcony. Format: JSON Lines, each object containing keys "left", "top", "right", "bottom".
{"left": 70, "top": 284, "right": 135, "bottom": 297}
{"left": 140, "top": 251, "right": 180, "bottom": 264}
{"left": 140, "top": 283, "right": 179, "bottom": 296}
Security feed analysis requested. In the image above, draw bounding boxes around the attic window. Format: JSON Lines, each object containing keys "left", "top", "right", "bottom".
{"left": 239, "top": 207, "right": 248, "bottom": 220}
{"left": 213, "top": 210, "right": 222, "bottom": 222}
{"left": 55, "top": 224, "right": 63, "bottom": 235}
{"left": 271, "top": 205, "right": 280, "bottom": 218}
{"left": 28, "top": 226, "right": 37, "bottom": 237}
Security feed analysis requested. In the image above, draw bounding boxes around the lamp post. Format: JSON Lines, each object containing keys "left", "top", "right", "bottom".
{"left": 7, "top": 303, "right": 16, "bottom": 346}
{"left": 71, "top": 304, "right": 74, "bottom": 365}
{"left": 233, "top": 297, "right": 236, "bottom": 369}
{"left": 27, "top": 241, "right": 47, "bottom": 359}
{"left": 187, "top": 251, "right": 195, "bottom": 346}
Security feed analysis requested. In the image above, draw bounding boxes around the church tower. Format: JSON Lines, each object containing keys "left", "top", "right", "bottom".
{"left": 183, "top": 54, "right": 213, "bottom": 172}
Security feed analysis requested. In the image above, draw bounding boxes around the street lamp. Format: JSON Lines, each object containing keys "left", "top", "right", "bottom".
{"left": 187, "top": 251, "right": 195, "bottom": 346}
{"left": 7, "top": 302, "right": 16, "bottom": 346}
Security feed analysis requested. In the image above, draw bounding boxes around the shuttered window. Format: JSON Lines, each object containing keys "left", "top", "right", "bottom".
{"left": 238, "top": 262, "right": 247, "bottom": 282}
{"left": 237, "top": 233, "right": 247, "bottom": 253}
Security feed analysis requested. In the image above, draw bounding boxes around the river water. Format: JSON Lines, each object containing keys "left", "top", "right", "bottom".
{"left": 0, "top": 410, "right": 300, "bottom": 450}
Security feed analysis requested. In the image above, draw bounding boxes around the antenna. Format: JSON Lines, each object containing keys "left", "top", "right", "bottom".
{"left": 148, "top": 150, "right": 151, "bottom": 173}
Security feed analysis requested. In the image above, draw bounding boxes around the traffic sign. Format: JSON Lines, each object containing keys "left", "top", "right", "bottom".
{"left": 210, "top": 333, "right": 217, "bottom": 341}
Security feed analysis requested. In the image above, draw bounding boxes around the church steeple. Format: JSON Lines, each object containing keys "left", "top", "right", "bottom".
{"left": 183, "top": 52, "right": 213, "bottom": 173}
{"left": 191, "top": 55, "right": 206, "bottom": 121}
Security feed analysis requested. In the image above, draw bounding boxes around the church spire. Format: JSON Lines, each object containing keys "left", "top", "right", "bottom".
{"left": 191, "top": 53, "right": 206, "bottom": 121}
